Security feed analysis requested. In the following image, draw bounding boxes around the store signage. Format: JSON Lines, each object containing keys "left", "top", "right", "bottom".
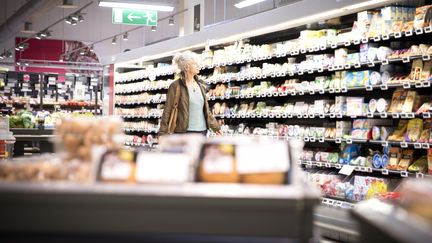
{"left": 112, "top": 8, "right": 157, "bottom": 26}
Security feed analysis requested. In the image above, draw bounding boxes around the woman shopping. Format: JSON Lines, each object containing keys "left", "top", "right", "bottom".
{"left": 159, "top": 51, "right": 222, "bottom": 136}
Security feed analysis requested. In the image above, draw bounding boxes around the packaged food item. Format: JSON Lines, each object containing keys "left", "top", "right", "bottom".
{"left": 346, "top": 97, "right": 364, "bottom": 117}
{"left": 409, "top": 59, "right": 423, "bottom": 81}
{"left": 402, "top": 91, "right": 417, "bottom": 113}
{"left": 388, "top": 120, "right": 409, "bottom": 141}
{"left": 368, "top": 99, "right": 377, "bottom": 113}
{"left": 340, "top": 144, "right": 360, "bottom": 165}
{"left": 414, "top": 5, "right": 432, "bottom": 29}
{"left": 376, "top": 98, "right": 388, "bottom": 113}
{"left": 428, "top": 149, "right": 432, "bottom": 174}
{"left": 388, "top": 89, "right": 406, "bottom": 113}
{"left": 372, "top": 126, "right": 381, "bottom": 140}
{"left": 405, "top": 118, "right": 423, "bottom": 142}
{"left": 397, "top": 149, "right": 414, "bottom": 171}
{"left": 372, "top": 153, "right": 382, "bottom": 168}
{"left": 419, "top": 119, "right": 432, "bottom": 143}
{"left": 199, "top": 144, "right": 239, "bottom": 183}
{"left": 380, "top": 126, "right": 393, "bottom": 141}
{"left": 387, "top": 147, "right": 402, "bottom": 170}
{"left": 420, "top": 61, "right": 432, "bottom": 80}
{"left": 98, "top": 149, "right": 136, "bottom": 183}
{"left": 408, "top": 156, "right": 428, "bottom": 173}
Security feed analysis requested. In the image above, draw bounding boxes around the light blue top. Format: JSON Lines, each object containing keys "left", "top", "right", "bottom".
{"left": 187, "top": 85, "right": 207, "bottom": 131}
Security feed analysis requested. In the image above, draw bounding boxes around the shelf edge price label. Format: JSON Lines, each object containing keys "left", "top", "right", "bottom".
{"left": 361, "top": 38, "right": 369, "bottom": 43}
{"left": 422, "top": 143, "right": 430, "bottom": 149}
{"left": 336, "top": 113, "right": 343, "bottom": 118}
{"left": 319, "top": 137, "right": 325, "bottom": 143}
{"left": 367, "top": 112, "right": 374, "bottom": 118}
{"left": 353, "top": 39, "right": 361, "bottom": 44}
{"left": 382, "top": 169, "right": 389, "bottom": 175}
{"left": 381, "top": 141, "right": 389, "bottom": 147}
{"left": 400, "top": 171, "right": 408, "bottom": 177}
{"left": 425, "top": 25, "right": 432, "bottom": 33}
{"left": 415, "top": 82, "right": 423, "bottom": 88}
{"left": 335, "top": 88, "right": 341, "bottom": 93}
{"left": 316, "top": 162, "right": 322, "bottom": 167}
{"left": 319, "top": 114, "right": 325, "bottom": 118}
{"left": 422, "top": 81, "right": 431, "bottom": 88}
{"left": 403, "top": 82, "right": 411, "bottom": 89}
{"left": 422, "top": 55, "right": 431, "bottom": 61}
{"left": 318, "top": 68, "right": 324, "bottom": 73}
{"left": 303, "top": 137, "right": 310, "bottom": 142}
{"left": 416, "top": 173, "right": 424, "bottom": 179}
{"left": 319, "top": 89, "right": 325, "bottom": 94}
{"left": 402, "top": 57, "right": 410, "bottom": 63}
{"left": 423, "top": 112, "right": 431, "bottom": 119}
{"left": 380, "top": 112, "right": 388, "bottom": 118}
{"left": 335, "top": 164, "right": 342, "bottom": 169}
{"left": 366, "top": 85, "right": 373, "bottom": 91}
{"left": 335, "top": 137, "right": 342, "bottom": 144}
{"left": 382, "top": 34, "right": 390, "bottom": 40}
{"left": 330, "top": 113, "right": 336, "bottom": 118}
{"left": 341, "top": 87, "right": 348, "bottom": 93}
{"left": 373, "top": 36, "right": 381, "bottom": 41}
{"left": 394, "top": 32, "right": 402, "bottom": 38}
{"left": 414, "top": 143, "right": 422, "bottom": 149}
{"left": 400, "top": 142, "right": 408, "bottom": 148}
{"left": 367, "top": 167, "right": 373, "bottom": 173}
{"left": 415, "top": 28, "right": 424, "bottom": 35}
{"left": 354, "top": 63, "right": 361, "bottom": 68}
{"left": 380, "top": 84, "right": 388, "bottom": 90}
{"left": 310, "top": 137, "right": 316, "bottom": 142}
{"left": 346, "top": 138, "right": 353, "bottom": 144}
{"left": 392, "top": 113, "right": 399, "bottom": 119}
{"left": 381, "top": 59, "right": 389, "bottom": 65}
{"left": 329, "top": 88, "right": 335, "bottom": 93}
{"left": 405, "top": 30, "right": 413, "bottom": 36}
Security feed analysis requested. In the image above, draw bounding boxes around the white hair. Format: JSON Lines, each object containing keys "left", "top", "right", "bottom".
{"left": 173, "top": 51, "right": 199, "bottom": 73}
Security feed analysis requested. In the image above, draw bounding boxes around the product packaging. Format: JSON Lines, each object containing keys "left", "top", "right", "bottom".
{"left": 408, "top": 156, "right": 428, "bottom": 173}
{"left": 388, "top": 120, "right": 409, "bottom": 141}
{"left": 397, "top": 149, "right": 415, "bottom": 171}
{"left": 428, "top": 149, "right": 432, "bottom": 175}
{"left": 387, "top": 147, "right": 402, "bottom": 170}
{"left": 405, "top": 118, "right": 423, "bottom": 142}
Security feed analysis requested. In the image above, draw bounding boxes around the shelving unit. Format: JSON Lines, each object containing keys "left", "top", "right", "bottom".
{"left": 113, "top": 2, "right": 432, "bottom": 210}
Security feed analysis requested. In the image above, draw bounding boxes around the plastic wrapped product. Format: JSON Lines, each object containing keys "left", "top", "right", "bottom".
{"left": 381, "top": 71, "right": 391, "bottom": 84}
{"left": 369, "top": 71, "right": 382, "bottom": 85}
{"left": 381, "top": 154, "right": 389, "bottom": 168}
{"left": 408, "top": 156, "right": 428, "bottom": 173}
{"left": 367, "top": 47, "right": 378, "bottom": 62}
{"left": 376, "top": 98, "right": 388, "bottom": 113}
{"left": 428, "top": 149, "right": 432, "bottom": 175}
{"left": 372, "top": 153, "right": 382, "bottom": 169}
{"left": 372, "top": 126, "right": 381, "bottom": 140}
{"left": 368, "top": 99, "right": 377, "bottom": 113}
{"left": 381, "top": 126, "right": 393, "bottom": 141}
{"left": 397, "top": 149, "right": 414, "bottom": 171}
{"left": 377, "top": 46, "right": 393, "bottom": 61}
{"left": 405, "top": 118, "right": 423, "bottom": 142}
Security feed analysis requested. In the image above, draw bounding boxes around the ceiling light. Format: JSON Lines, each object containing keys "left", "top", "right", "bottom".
{"left": 24, "top": 62, "right": 29, "bottom": 66}
{"left": 168, "top": 16, "right": 174, "bottom": 26}
{"left": 7, "top": 51, "right": 13, "bottom": 58}
{"left": 123, "top": 32, "right": 128, "bottom": 41}
{"left": 151, "top": 26, "right": 156, "bottom": 32}
{"left": 98, "top": 0, "right": 174, "bottom": 12}
{"left": 80, "top": 49, "right": 85, "bottom": 55}
{"left": 59, "top": 56, "right": 64, "bottom": 62}
{"left": 343, "top": 0, "right": 389, "bottom": 10}
{"left": 16, "top": 61, "right": 21, "bottom": 66}
{"left": 0, "top": 55, "right": 4, "bottom": 60}
{"left": 65, "top": 17, "right": 72, "bottom": 24}
{"left": 112, "top": 36, "right": 117, "bottom": 45}
{"left": 78, "top": 14, "right": 84, "bottom": 22}
{"left": 59, "top": 0, "right": 77, "bottom": 9}
{"left": 15, "top": 46, "right": 20, "bottom": 51}
{"left": 40, "top": 32, "right": 47, "bottom": 38}
{"left": 71, "top": 20, "right": 78, "bottom": 26}
{"left": 21, "top": 22, "right": 36, "bottom": 33}
{"left": 234, "top": 0, "right": 267, "bottom": 8}
{"left": 90, "top": 45, "right": 94, "bottom": 52}
{"left": 71, "top": 14, "right": 79, "bottom": 21}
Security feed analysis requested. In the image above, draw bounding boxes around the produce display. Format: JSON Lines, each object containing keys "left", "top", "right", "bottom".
{"left": 7, "top": 110, "right": 94, "bottom": 129}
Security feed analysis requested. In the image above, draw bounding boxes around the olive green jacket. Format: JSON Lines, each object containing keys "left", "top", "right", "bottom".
{"left": 159, "top": 76, "right": 220, "bottom": 135}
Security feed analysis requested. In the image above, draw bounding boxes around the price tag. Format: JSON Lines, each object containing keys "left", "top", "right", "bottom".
{"left": 423, "top": 81, "right": 431, "bottom": 88}
{"left": 380, "top": 112, "right": 388, "bottom": 118}
{"left": 339, "top": 165, "right": 355, "bottom": 176}
{"left": 336, "top": 113, "right": 343, "bottom": 118}
{"left": 392, "top": 113, "right": 400, "bottom": 119}
{"left": 367, "top": 62, "right": 375, "bottom": 67}
{"left": 282, "top": 91, "right": 288, "bottom": 96}
{"left": 308, "top": 69, "right": 314, "bottom": 74}
{"left": 362, "top": 38, "right": 369, "bottom": 43}
{"left": 400, "top": 171, "right": 408, "bottom": 177}
{"left": 422, "top": 143, "right": 430, "bottom": 149}
{"left": 319, "top": 89, "right": 325, "bottom": 94}
{"left": 335, "top": 137, "right": 342, "bottom": 144}
{"left": 360, "top": 167, "right": 368, "bottom": 172}
{"left": 353, "top": 39, "right": 361, "bottom": 45}
{"left": 297, "top": 114, "right": 302, "bottom": 118}
{"left": 415, "top": 28, "right": 424, "bottom": 35}
{"left": 405, "top": 30, "right": 413, "bottom": 36}
{"left": 394, "top": 32, "right": 402, "bottom": 38}
{"left": 380, "top": 84, "right": 388, "bottom": 90}
{"left": 288, "top": 72, "right": 294, "bottom": 76}
{"left": 269, "top": 114, "right": 274, "bottom": 118}
{"left": 287, "top": 114, "right": 293, "bottom": 118}
{"left": 325, "top": 163, "right": 332, "bottom": 168}
{"left": 254, "top": 114, "right": 259, "bottom": 118}
{"left": 346, "top": 138, "right": 353, "bottom": 144}
{"left": 381, "top": 141, "right": 389, "bottom": 147}
{"left": 329, "top": 88, "right": 335, "bottom": 93}
{"left": 309, "top": 90, "right": 315, "bottom": 95}
{"left": 330, "top": 113, "right": 336, "bottom": 118}
{"left": 408, "top": 113, "right": 415, "bottom": 118}
{"left": 303, "top": 137, "right": 310, "bottom": 142}
{"left": 292, "top": 50, "right": 300, "bottom": 55}
{"left": 414, "top": 143, "right": 422, "bottom": 149}
{"left": 251, "top": 114, "right": 256, "bottom": 118}
{"left": 300, "top": 49, "right": 307, "bottom": 54}
{"left": 298, "top": 71, "right": 304, "bottom": 75}
{"left": 276, "top": 114, "right": 281, "bottom": 118}
{"left": 373, "top": 36, "right": 381, "bottom": 41}
{"left": 328, "top": 66, "right": 334, "bottom": 71}
{"left": 423, "top": 113, "right": 431, "bottom": 119}
{"left": 382, "top": 34, "right": 390, "bottom": 40}
{"left": 331, "top": 43, "right": 338, "bottom": 49}
{"left": 299, "top": 91, "right": 304, "bottom": 96}
{"left": 422, "top": 55, "right": 431, "bottom": 61}
{"left": 320, "top": 45, "right": 327, "bottom": 50}
{"left": 240, "top": 94, "right": 245, "bottom": 98}
{"left": 316, "top": 162, "right": 322, "bottom": 167}
{"left": 291, "top": 91, "right": 297, "bottom": 96}
{"left": 400, "top": 142, "right": 408, "bottom": 148}
{"left": 309, "top": 114, "right": 315, "bottom": 118}
{"left": 414, "top": 82, "right": 423, "bottom": 88}
{"left": 381, "top": 59, "right": 389, "bottom": 65}
{"left": 282, "top": 114, "right": 287, "bottom": 118}
{"left": 382, "top": 169, "right": 389, "bottom": 175}
{"left": 416, "top": 173, "right": 425, "bottom": 179}
{"left": 402, "top": 57, "right": 410, "bottom": 63}
{"left": 403, "top": 82, "right": 411, "bottom": 89}
{"left": 319, "top": 137, "right": 325, "bottom": 143}
{"left": 308, "top": 47, "right": 314, "bottom": 52}
{"left": 310, "top": 137, "right": 316, "bottom": 142}
{"left": 425, "top": 25, "right": 432, "bottom": 33}
{"left": 344, "top": 41, "right": 351, "bottom": 47}
{"left": 319, "top": 114, "right": 325, "bottom": 118}
{"left": 345, "top": 64, "right": 352, "bottom": 69}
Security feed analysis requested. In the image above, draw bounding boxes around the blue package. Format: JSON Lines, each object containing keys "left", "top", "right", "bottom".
{"left": 381, "top": 154, "right": 389, "bottom": 168}
{"left": 372, "top": 153, "right": 382, "bottom": 168}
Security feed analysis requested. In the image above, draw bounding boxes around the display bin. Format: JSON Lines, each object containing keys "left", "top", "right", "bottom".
{"left": 351, "top": 199, "right": 432, "bottom": 243}
{"left": 0, "top": 182, "right": 319, "bottom": 243}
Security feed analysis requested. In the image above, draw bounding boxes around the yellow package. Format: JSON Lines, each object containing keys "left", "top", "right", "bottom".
{"left": 397, "top": 149, "right": 414, "bottom": 171}
{"left": 388, "top": 120, "right": 408, "bottom": 141}
{"left": 405, "top": 118, "right": 423, "bottom": 142}
{"left": 408, "top": 156, "right": 428, "bottom": 173}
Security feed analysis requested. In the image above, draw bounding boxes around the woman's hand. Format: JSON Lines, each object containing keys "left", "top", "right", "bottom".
{"left": 215, "top": 130, "right": 224, "bottom": 136}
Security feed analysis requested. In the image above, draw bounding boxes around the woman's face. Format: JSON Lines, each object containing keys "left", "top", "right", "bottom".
{"left": 186, "top": 60, "right": 199, "bottom": 76}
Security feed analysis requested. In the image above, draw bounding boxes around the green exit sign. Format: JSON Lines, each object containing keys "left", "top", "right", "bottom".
{"left": 112, "top": 8, "right": 157, "bottom": 26}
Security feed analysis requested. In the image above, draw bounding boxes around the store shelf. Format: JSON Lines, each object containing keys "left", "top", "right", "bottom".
{"left": 115, "top": 100, "right": 166, "bottom": 105}
{"left": 214, "top": 112, "right": 431, "bottom": 120}
{"left": 300, "top": 160, "right": 431, "bottom": 179}
{"left": 321, "top": 197, "right": 356, "bottom": 209}
{"left": 120, "top": 115, "right": 161, "bottom": 119}
{"left": 199, "top": 26, "right": 432, "bottom": 71}
{"left": 115, "top": 72, "right": 174, "bottom": 84}
{"left": 0, "top": 182, "right": 318, "bottom": 241}
{"left": 123, "top": 128, "right": 158, "bottom": 133}
{"left": 124, "top": 141, "right": 158, "bottom": 148}
{"left": 207, "top": 81, "right": 431, "bottom": 102}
